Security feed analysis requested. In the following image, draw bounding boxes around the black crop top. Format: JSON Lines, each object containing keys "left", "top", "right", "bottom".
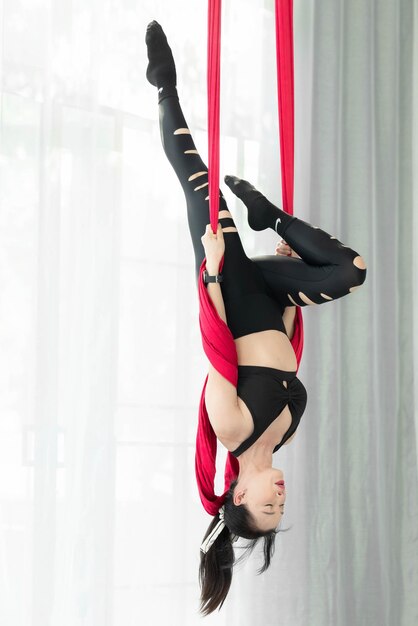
{"left": 231, "top": 365, "right": 307, "bottom": 457}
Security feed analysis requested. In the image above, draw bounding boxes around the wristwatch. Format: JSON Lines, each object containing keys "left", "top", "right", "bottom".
{"left": 203, "top": 269, "right": 223, "bottom": 284}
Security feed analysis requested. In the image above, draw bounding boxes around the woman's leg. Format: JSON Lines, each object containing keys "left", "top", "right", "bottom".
{"left": 157, "top": 88, "right": 218, "bottom": 281}
{"left": 145, "top": 21, "right": 264, "bottom": 295}
{"left": 145, "top": 22, "right": 231, "bottom": 279}
{"left": 224, "top": 175, "right": 367, "bottom": 307}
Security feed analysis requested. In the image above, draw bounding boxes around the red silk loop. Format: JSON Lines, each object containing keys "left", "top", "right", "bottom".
{"left": 195, "top": 0, "right": 304, "bottom": 515}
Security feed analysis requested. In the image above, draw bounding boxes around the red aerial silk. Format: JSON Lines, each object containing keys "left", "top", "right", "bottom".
{"left": 207, "top": 0, "right": 222, "bottom": 234}
{"left": 195, "top": 0, "right": 304, "bottom": 515}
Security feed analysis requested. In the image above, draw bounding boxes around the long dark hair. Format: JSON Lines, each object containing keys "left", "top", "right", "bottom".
{"left": 199, "top": 479, "right": 283, "bottom": 615}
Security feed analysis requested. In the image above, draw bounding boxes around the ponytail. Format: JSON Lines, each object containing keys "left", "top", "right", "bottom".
{"left": 199, "top": 513, "right": 234, "bottom": 615}
{"left": 198, "top": 480, "right": 279, "bottom": 615}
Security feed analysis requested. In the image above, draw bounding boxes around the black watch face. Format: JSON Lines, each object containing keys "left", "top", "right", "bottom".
{"left": 203, "top": 270, "right": 221, "bottom": 283}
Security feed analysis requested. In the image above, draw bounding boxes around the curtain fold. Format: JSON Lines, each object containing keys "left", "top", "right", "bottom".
{"left": 0, "top": 1, "right": 416, "bottom": 625}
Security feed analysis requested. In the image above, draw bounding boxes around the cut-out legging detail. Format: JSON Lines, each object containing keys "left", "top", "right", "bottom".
{"left": 157, "top": 91, "right": 367, "bottom": 312}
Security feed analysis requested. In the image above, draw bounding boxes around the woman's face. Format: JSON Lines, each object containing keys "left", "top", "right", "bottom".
{"left": 234, "top": 468, "right": 286, "bottom": 532}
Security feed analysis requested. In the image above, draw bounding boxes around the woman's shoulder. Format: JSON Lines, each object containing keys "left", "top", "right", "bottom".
{"left": 204, "top": 366, "right": 251, "bottom": 441}
{"left": 215, "top": 429, "right": 246, "bottom": 452}
{"left": 207, "top": 400, "right": 249, "bottom": 448}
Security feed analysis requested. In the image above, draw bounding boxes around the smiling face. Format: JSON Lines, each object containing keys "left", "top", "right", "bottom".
{"left": 233, "top": 468, "right": 286, "bottom": 532}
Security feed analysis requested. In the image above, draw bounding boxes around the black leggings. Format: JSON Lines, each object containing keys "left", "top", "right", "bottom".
{"left": 157, "top": 89, "right": 367, "bottom": 323}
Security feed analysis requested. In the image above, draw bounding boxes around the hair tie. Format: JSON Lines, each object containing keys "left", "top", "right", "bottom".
{"left": 200, "top": 506, "right": 226, "bottom": 553}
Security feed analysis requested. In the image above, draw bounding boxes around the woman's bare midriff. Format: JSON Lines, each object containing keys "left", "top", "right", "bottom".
{"left": 234, "top": 329, "right": 297, "bottom": 371}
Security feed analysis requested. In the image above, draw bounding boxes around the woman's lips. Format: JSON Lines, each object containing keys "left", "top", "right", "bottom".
{"left": 275, "top": 480, "right": 285, "bottom": 486}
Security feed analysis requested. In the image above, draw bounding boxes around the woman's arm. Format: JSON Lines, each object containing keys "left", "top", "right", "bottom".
{"left": 205, "top": 363, "right": 242, "bottom": 438}
{"left": 282, "top": 305, "right": 296, "bottom": 340}
{"left": 205, "top": 260, "right": 227, "bottom": 324}
{"left": 201, "top": 224, "right": 243, "bottom": 437}
{"left": 201, "top": 223, "right": 228, "bottom": 323}
{"left": 205, "top": 259, "right": 242, "bottom": 437}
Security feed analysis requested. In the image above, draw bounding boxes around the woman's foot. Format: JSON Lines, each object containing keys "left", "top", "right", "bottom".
{"left": 145, "top": 21, "right": 177, "bottom": 89}
{"left": 224, "top": 175, "right": 273, "bottom": 231}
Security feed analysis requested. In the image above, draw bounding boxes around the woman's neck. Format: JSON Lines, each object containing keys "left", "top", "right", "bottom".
{"left": 237, "top": 442, "right": 275, "bottom": 475}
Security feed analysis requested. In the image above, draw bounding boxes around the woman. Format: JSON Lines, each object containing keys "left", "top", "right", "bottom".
{"left": 145, "top": 21, "right": 367, "bottom": 615}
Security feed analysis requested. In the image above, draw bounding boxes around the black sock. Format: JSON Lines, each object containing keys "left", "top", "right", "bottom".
{"left": 145, "top": 21, "right": 177, "bottom": 102}
{"left": 224, "top": 175, "right": 295, "bottom": 235}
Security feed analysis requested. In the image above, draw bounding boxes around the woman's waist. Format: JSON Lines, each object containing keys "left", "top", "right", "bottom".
{"left": 235, "top": 329, "right": 298, "bottom": 372}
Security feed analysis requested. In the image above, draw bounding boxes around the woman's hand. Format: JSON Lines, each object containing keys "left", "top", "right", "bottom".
{"left": 275, "top": 239, "right": 299, "bottom": 258}
{"left": 201, "top": 223, "right": 225, "bottom": 271}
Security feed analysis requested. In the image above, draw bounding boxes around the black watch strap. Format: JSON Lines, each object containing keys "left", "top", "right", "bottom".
{"left": 203, "top": 269, "right": 223, "bottom": 283}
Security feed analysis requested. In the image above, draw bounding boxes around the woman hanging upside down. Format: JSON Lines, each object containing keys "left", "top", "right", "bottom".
{"left": 145, "top": 20, "right": 367, "bottom": 616}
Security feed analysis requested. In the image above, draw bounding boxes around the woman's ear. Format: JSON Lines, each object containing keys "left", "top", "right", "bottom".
{"left": 233, "top": 488, "right": 246, "bottom": 506}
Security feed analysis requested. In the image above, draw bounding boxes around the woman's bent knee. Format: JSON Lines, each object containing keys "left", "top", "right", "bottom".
{"left": 353, "top": 255, "right": 367, "bottom": 270}
{"left": 346, "top": 257, "right": 367, "bottom": 292}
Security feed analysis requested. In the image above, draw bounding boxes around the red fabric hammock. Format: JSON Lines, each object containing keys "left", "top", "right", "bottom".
{"left": 195, "top": 0, "right": 304, "bottom": 515}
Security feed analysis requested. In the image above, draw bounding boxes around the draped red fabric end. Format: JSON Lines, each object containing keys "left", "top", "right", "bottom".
{"left": 195, "top": 0, "right": 304, "bottom": 515}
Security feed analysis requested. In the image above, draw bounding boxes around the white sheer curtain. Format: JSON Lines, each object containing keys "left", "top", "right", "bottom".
{"left": 1, "top": 1, "right": 417, "bottom": 625}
